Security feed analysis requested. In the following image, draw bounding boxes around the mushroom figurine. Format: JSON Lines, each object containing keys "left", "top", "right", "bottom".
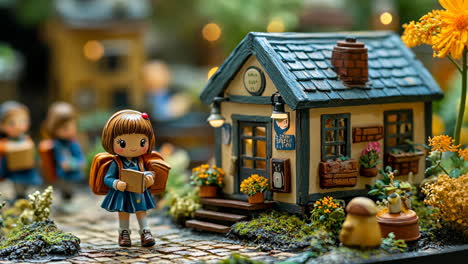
{"left": 339, "top": 197, "right": 381, "bottom": 248}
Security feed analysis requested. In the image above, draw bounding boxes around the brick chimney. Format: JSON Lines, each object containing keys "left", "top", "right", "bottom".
{"left": 331, "top": 37, "right": 368, "bottom": 87}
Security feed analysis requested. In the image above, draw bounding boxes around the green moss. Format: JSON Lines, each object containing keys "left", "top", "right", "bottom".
{"left": 216, "top": 254, "right": 265, "bottom": 264}
{"left": 0, "top": 220, "right": 79, "bottom": 250}
{"left": 229, "top": 211, "right": 335, "bottom": 252}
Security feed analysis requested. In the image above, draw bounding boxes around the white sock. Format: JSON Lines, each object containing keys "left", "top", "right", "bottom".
{"left": 137, "top": 217, "right": 149, "bottom": 234}
{"left": 119, "top": 219, "right": 130, "bottom": 234}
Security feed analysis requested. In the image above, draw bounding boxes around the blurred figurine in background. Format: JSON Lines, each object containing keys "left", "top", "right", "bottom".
{"left": 0, "top": 101, "right": 42, "bottom": 200}
{"left": 143, "top": 60, "right": 192, "bottom": 120}
{"left": 40, "top": 102, "right": 84, "bottom": 211}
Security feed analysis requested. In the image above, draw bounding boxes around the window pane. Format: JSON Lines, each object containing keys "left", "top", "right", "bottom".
{"left": 243, "top": 126, "right": 252, "bottom": 136}
{"left": 242, "top": 139, "right": 253, "bottom": 156}
{"left": 255, "top": 160, "right": 267, "bottom": 170}
{"left": 243, "top": 159, "right": 253, "bottom": 168}
{"left": 338, "top": 128, "right": 346, "bottom": 141}
{"left": 256, "top": 139, "right": 266, "bottom": 158}
{"left": 405, "top": 123, "right": 412, "bottom": 133}
{"left": 338, "top": 118, "right": 346, "bottom": 128}
{"left": 256, "top": 126, "right": 266, "bottom": 137}
{"left": 339, "top": 144, "right": 347, "bottom": 156}
{"left": 400, "top": 113, "right": 408, "bottom": 121}
{"left": 325, "top": 119, "right": 334, "bottom": 128}
{"left": 325, "top": 145, "right": 334, "bottom": 157}
{"left": 388, "top": 137, "right": 397, "bottom": 147}
{"left": 387, "top": 114, "right": 397, "bottom": 122}
{"left": 326, "top": 130, "right": 336, "bottom": 142}
{"left": 387, "top": 124, "right": 397, "bottom": 135}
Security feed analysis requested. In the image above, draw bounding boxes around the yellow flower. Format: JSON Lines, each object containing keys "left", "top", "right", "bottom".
{"left": 432, "top": 0, "right": 468, "bottom": 58}
{"left": 401, "top": 0, "right": 468, "bottom": 59}
{"left": 402, "top": 10, "right": 443, "bottom": 48}
{"left": 324, "top": 209, "right": 330, "bottom": 213}
{"left": 429, "top": 135, "right": 460, "bottom": 152}
{"left": 459, "top": 148, "right": 468, "bottom": 160}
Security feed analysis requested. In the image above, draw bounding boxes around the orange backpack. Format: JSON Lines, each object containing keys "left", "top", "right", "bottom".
{"left": 38, "top": 139, "right": 58, "bottom": 183}
{"left": 89, "top": 151, "right": 171, "bottom": 195}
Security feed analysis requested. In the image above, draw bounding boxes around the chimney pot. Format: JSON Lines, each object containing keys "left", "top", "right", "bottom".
{"left": 345, "top": 36, "right": 356, "bottom": 43}
{"left": 331, "top": 37, "right": 368, "bottom": 87}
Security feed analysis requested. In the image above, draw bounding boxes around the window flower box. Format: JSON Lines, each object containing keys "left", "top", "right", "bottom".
{"left": 386, "top": 151, "right": 424, "bottom": 175}
{"left": 319, "top": 159, "right": 358, "bottom": 188}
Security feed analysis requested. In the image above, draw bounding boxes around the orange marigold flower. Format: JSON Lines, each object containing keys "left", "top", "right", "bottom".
{"left": 459, "top": 148, "right": 468, "bottom": 160}
{"left": 429, "top": 135, "right": 460, "bottom": 152}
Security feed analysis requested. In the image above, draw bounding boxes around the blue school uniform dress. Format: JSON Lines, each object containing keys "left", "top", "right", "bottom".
{"left": 101, "top": 156, "right": 155, "bottom": 213}
{"left": 53, "top": 139, "right": 84, "bottom": 182}
{"left": 0, "top": 136, "right": 42, "bottom": 185}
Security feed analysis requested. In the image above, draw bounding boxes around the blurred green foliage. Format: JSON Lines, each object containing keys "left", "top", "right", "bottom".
{"left": 197, "top": 0, "right": 303, "bottom": 52}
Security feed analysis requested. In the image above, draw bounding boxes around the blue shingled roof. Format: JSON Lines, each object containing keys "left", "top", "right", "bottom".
{"left": 200, "top": 31, "right": 443, "bottom": 110}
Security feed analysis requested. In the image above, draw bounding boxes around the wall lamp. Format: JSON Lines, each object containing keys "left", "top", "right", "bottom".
{"left": 207, "top": 96, "right": 228, "bottom": 128}
{"left": 270, "top": 92, "right": 288, "bottom": 120}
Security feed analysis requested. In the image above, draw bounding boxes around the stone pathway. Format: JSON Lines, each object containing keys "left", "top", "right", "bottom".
{"left": 0, "top": 184, "right": 297, "bottom": 263}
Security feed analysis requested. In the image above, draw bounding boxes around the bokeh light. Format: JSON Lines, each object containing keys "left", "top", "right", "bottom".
{"left": 83, "top": 40, "right": 104, "bottom": 61}
{"left": 380, "top": 12, "right": 393, "bottom": 25}
{"left": 207, "top": 66, "right": 219, "bottom": 79}
{"left": 267, "top": 19, "right": 285, "bottom": 33}
{"left": 202, "top": 23, "right": 221, "bottom": 42}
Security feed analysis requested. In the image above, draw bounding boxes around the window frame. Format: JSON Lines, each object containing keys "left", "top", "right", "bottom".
{"left": 383, "top": 109, "right": 414, "bottom": 153}
{"left": 321, "top": 113, "right": 351, "bottom": 161}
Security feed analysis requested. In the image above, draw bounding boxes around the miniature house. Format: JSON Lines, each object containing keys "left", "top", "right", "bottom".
{"left": 45, "top": 0, "right": 150, "bottom": 111}
{"left": 200, "top": 32, "right": 442, "bottom": 213}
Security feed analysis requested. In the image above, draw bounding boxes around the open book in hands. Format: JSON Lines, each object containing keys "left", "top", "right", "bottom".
{"left": 120, "top": 169, "right": 146, "bottom": 193}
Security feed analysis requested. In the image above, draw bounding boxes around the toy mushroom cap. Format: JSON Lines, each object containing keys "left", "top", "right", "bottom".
{"left": 346, "top": 197, "right": 378, "bottom": 216}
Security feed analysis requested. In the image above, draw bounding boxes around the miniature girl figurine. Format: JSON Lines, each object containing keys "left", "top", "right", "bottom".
{"left": 43, "top": 102, "right": 84, "bottom": 206}
{"left": 100, "top": 110, "right": 156, "bottom": 247}
{"left": 0, "top": 101, "right": 42, "bottom": 200}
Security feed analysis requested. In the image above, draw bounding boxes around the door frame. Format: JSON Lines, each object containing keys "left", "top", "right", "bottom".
{"left": 232, "top": 114, "right": 272, "bottom": 199}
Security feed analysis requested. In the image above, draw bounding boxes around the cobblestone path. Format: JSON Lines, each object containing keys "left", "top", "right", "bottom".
{"left": 0, "top": 185, "right": 297, "bottom": 264}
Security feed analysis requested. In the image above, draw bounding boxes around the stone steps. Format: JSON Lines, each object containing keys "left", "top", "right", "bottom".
{"left": 185, "top": 198, "right": 275, "bottom": 234}
{"left": 185, "top": 219, "right": 231, "bottom": 234}
{"left": 195, "top": 209, "right": 247, "bottom": 223}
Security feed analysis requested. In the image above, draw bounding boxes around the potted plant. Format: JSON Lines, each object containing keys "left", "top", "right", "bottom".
{"left": 190, "top": 164, "right": 225, "bottom": 198}
{"left": 359, "top": 142, "right": 381, "bottom": 177}
{"left": 240, "top": 174, "right": 269, "bottom": 204}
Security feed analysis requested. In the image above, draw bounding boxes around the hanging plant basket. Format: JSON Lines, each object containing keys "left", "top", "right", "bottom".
{"left": 199, "top": 186, "right": 218, "bottom": 198}
{"left": 319, "top": 159, "right": 358, "bottom": 188}
{"left": 386, "top": 152, "right": 424, "bottom": 175}
{"left": 248, "top": 192, "right": 265, "bottom": 204}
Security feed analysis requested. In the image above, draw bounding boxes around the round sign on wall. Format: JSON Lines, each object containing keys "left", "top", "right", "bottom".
{"left": 243, "top": 66, "right": 266, "bottom": 96}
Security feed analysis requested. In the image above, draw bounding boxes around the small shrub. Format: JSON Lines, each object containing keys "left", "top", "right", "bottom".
{"left": 191, "top": 164, "right": 225, "bottom": 188}
{"left": 380, "top": 232, "right": 408, "bottom": 253}
{"left": 310, "top": 196, "right": 345, "bottom": 236}
{"left": 366, "top": 166, "right": 412, "bottom": 200}
{"left": 167, "top": 190, "right": 200, "bottom": 224}
{"left": 422, "top": 173, "right": 468, "bottom": 234}
{"left": 240, "top": 174, "right": 269, "bottom": 196}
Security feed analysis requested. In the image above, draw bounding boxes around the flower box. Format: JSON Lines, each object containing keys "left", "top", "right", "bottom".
{"left": 319, "top": 159, "right": 358, "bottom": 188}
{"left": 386, "top": 152, "right": 424, "bottom": 175}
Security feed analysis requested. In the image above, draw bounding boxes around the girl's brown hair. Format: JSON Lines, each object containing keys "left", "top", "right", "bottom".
{"left": 101, "top": 110, "right": 155, "bottom": 155}
{"left": 44, "top": 102, "right": 76, "bottom": 139}
{"left": 0, "top": 101, "right": 29, "bottom": 124}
